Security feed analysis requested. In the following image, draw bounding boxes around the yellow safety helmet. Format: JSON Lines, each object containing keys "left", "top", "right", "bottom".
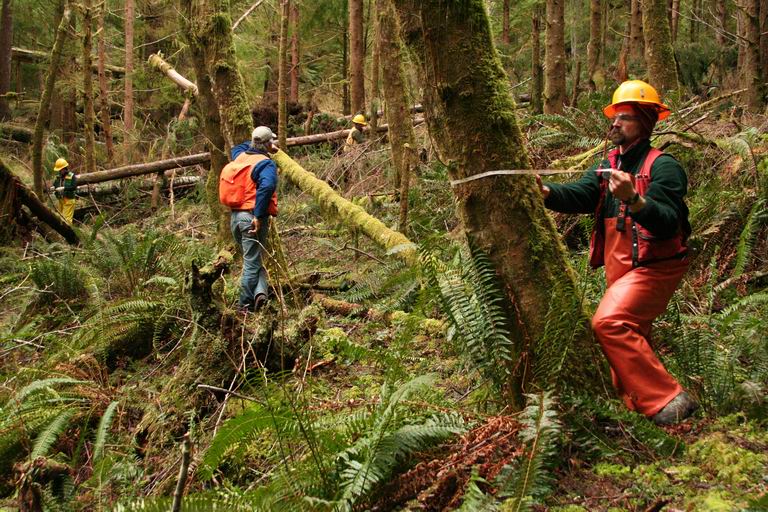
{"left": 53, "top": 158, "right": 69, "bottom": 172}
{"left": 603, "top": 80, "right": 670, "bottom": 121}
{"left": 352, "top": 114, "right": 367, "bottom": 126}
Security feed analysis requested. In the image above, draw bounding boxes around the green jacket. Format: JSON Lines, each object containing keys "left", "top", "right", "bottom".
{"left": 544, "top": 139, "right": 690, "bottom": 240}
{"left": 53, "top": 171, "right": 77, "bottom": 200}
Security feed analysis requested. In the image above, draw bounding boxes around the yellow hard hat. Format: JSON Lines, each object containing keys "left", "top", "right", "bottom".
{"left": 53, "top": 158, "right": 69, "bottom": 172}
{"left": 352, "top": 114, "right": 367, "bottom": 126}
{"left": 603, "top": 80, "right": 670, "bottom": 120}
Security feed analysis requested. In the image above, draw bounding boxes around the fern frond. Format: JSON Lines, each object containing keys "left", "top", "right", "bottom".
{"left": 30, "top": 409, "right": 76, "bottom": 459}
{"left": 732, "top": 199, "right": 766, "bottom": 278}
{"left": 93, "top": 401, "right": 119, "bottom": 464}
{"left": 456, "top": 469, "right": 497, "bottom": 511}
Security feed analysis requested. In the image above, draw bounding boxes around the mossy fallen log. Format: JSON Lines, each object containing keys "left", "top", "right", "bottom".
{"left": 272, "top": 149, "right": 417, "bottom": 265}
{"left": 0, "top": 123, "right": 33, "bottom": 143}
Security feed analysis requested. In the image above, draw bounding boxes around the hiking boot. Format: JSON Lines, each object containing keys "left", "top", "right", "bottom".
{"left": 652, "top": 391, "right": 699, "bottom": 425}
{"left": 254, "top": 293, "right": 268, "bottom": 311}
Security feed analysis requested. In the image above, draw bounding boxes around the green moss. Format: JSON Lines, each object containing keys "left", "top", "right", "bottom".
{"left": 685, "top": 490, "right": 743, "bottom": 511}
{"left": 594, "top": 462, "right": 631, "bottom": 478}
{"left": 687, "top": 433, "right": 767, "bottom": 486}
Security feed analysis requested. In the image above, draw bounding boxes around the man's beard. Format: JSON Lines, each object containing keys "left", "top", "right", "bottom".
{"left": 609, "top": 127, "right": 626, "bottom": 146}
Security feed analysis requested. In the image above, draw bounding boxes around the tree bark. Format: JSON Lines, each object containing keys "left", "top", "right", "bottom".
{"left": 739, "top": 0, "right": 763, "bottom": 110}
{"left": 82, "top": 0, "right": 96, "bottom": 174}
{"left": 690, "top": 0, "right": 701, "bottom": 41}
{"left": 349, "top": 0, "right": 365, "bottom": 113}
{"left": 97, "top": 4, "right": 114, "bottom": 163}
{"left": 290, "top": 1, "right": 299, "bottom": 104}
{"left": 378, "top": 0, "right": 416, "bottom": 193}
{"left": 670, "top": 0, "right": 680, "bottom": 41}
{"left": 587, "top": 0, "right": 603, "bottom": 91}
{"left": 124, "top": 0, "right": 134, "bottom": 134}
{"left": 629, "top": 0, "right": 644, "bottom": 65}
{"left": 391, "top": 0, "right": 601, "bottom": 406}
{"left": 643, "top": 0, "right": 679, "bottom": 91}
{"left": 544, "top": 0, "right": 566, "bottom": 114}
{"left": 502, "top": 0, "right": 510, "bottom": 45}
{"left": 147, "top": 53, "right": 199, "bottom": 96}
{"left": 342, "top": 26, "right": 350, "bottom": 115}
{"left": 31, "top": 3, "right": 71, "bottom": 198}
{"left": 278, "top": 0, "right": 289, "bottom": 148}
{"left": 0, "top": 0, "right": 12, "bottom": 121}
{"left": 761, "top": 0, "right": 768, "bottom": 80}
{"left": 368, "top": 0, "right": 381, "bottom": 140}
{"left": 531, "top": 2, "right": 544, "bottom": 114}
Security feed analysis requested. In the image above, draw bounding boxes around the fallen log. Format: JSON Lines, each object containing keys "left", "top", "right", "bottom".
{"left": 0, "top": 123, "right": 33, "bottom": 143}
{"left": 73, "top": 153, "right": 210, "bottom": 186}
{"left": 272, "top": 149, "right": 417, "bottom": 265}
{"left": 287, "top": 116, "right": 424, "bottom": 146}
{"left": 12, "top": 46, "right": 125, "bottom": 76}
{"left": 0, "top": 159, "right": 79, "bottom": 245}
{"left": 147, "top": 53, "right": 198, "bottom": 96}
{"left": 74, "top": 175, "right": 200, "bottom": 196}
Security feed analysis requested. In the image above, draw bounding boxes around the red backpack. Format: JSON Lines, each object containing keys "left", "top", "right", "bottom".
{"left": 219, "top": 153, "right": 278, "bottom": 215}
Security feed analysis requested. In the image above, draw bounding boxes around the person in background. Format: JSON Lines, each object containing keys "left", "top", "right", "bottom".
{"left": 52, "top": 158, "right": 77, "bottom": 225}
{"left": 343, "top": 113, "right": 367, "bottom": 153}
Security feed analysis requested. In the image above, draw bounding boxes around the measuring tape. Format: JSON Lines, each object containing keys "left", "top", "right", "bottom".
{"left": 449, "top": 168, "right": 613, "bottom": 186}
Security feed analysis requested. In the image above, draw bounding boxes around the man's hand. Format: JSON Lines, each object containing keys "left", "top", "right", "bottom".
{"left": 535, "top": 175, "right": 550, "bottom": 199}
{"left": 248, "top": 217, "right": 261, "bottom": 234}
{"left": 268, "top": 142, "right": 279, "bottom": 154}
{"left": 608, "top": 170, "right": 636, "bottom": 202}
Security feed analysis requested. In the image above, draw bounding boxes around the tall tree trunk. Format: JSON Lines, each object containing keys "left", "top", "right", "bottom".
{"left": 502, "top": 0, "right": 510, "bottom": 45}
{"left": 278, "top": 0, "right": 289, "bottom": 148}
{"left": 378, "top": 0, "right": 415, "bottom": 192}
{"left": 690, "top": 0, "right": 700, "bottom": 41}
{"left": 82, "top": 0, "right": 96, "bottom": 174}
{"left": 544, "top": 0, "right": 566, "bottom": 114}
{"left": 349, "top": 0, "right": 365, "bottom": 113}
{"left": 32, "top": 3, "right": 71, "bottom": 198}
{"left": 531, "top": 2, "right": 544, "bottom": 114}
{"left": 587, "top": 0, "right": 603, "bottom": 91}
{"left": 739, "top": 0, "right": 763, "bottom": 110}
{"left": 97, "top": 3, "right": 114, "bottom": 163}
{"left": 289, "top": 1, "right": 299, "bottom": 104}
{"left": 368, "top": 0, "right": 381, "bottom": 140}
{"left": 629, "top": 0, "right": 644, "bottom": 64}
{"left": 0, "top": 0, "right": 12, "bottom": 121}
{"left": 124, "top": 0, "right": 134, "bottom": 134}
{"left": 643, "top": 0, "right": 679, "bottom": 91}
{"left": 714, "top": 0, "right": 728, "bottom": 82}
{"left": 760, "top": 0, "right": 768, "bottom": 79}
{"left": 342, "top": 28, "right": 350, "bottom": 114}
{"left": 670, "top": 0, "right": 680, "bottom": 41}
{"left": 391, "top": 0, "right": 601, "bottom": 407}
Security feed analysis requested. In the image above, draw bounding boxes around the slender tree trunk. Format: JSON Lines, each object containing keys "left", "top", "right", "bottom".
{"left": 82, "top": 0, "right": 96, "bottom": 174}
{"left": 544, "top": 0, "right": 566, "bottom": 114}
{"left": 502, "top": 0, "right": 510, "bottom": 45}
{"left": 378, "top": 0, "right": 415, "bottom": 192}
{"left": 690, "top": 0, "right": 700, "bottom": 41}
{"left": 531, "top": 2, "right": 544, "bottom": 114}
{"left": 0, "top": 0, "right": 12, "bottom": 121}
{"left": 643, "top": 0, "right": 679, "bottom": 91}
{"left": 349, "top": 0, "right": 365, "bottom": 113}
{"left": 289, "top": 1, "right": 299, "bottom": 104}
{"left": 713, "top": 0, "right": 727, "bottom": 82}
{"left": 391, "top": 0, "right": 602, "bottom": 406}
{"left": 760, "top": 0, "right": 767, "bottom": 79}
{"left": 342, "top": 28, "right": 350, "bottom": 114}
{"left": 670, "top": 0, "right": 680, "bottom": 41}
{"left": 739, "top": 0, "right": 763, "bottom": 110}
{"left": 629, "top": 0, "right": 644, "bottom": 64}
{"left": 32, "top": 3, "right": 71, "bottom": 198}
{"left": 278, "top": 0, "right": 289, "bottom": 148}
{"left": 587, "top": 0, "right": 603, "bottom": 91}
{"left": 600, "top": 0, "right": 608, "bottom": 68}
{"left": 369, "top": 0, "right": 381, "bottom": 140}
{"left": 97, "top": 3, "right": 114, "bottom": 163}
{"left": 124, "top": 0, "right": 134, "bottom": 134}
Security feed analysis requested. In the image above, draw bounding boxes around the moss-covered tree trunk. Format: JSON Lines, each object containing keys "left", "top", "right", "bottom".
{"left": 349, "top": 0, "right": 365, "bottom": 113}
{"left": 124, "top": 0, "right": 134, "bottom": 136}
{"left": 278, "top": 0, "right": 289, "bottom": 148}
{"left": 544, "top": 0, "right": 566, "bottom": 114}
{"left": 502, "top": 0, "right": 510, "bottom": 45}
{"left": 531, "top": 2, "right": 544, "bottom": 114}
{"left": 761, "top": 0, "right": 768, "bottom": 78}
{"left": 82, "top": 0, "right": 96, "bottom": 174}
{"left": 378, "top": 0, "right": 415, "bottom": 193}
{"left": 96, "top": 3, "right": 114, "bottom": 163}
{"left": 391, "top": 0, "right": 602, "bottom": 407}
{"left": 739, "top": 0, "right": 764, "bottom": 111}
{"left": 0, "top": 0, "right": 12, "bottom": 121}
{"left": 587, "top": 0, "right": 603, "bottom": 91}
{"left": 368, "top": 2, "right": 381, "bottom": 141}
{"left": 642, "top": 0, "right": 679, "bottom": 91}
{"left": 31, "top": 2, "right": 71, "bottom": 198}
{"left": 629, "top": 0, "right": 644, "bottom": 66}
{"left": 289, "top": 1, "right": 300, "bottom": 104}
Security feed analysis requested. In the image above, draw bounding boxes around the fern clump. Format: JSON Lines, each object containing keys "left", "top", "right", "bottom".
{"left": 30, "top": 255, "right": 90, "bottom": 305}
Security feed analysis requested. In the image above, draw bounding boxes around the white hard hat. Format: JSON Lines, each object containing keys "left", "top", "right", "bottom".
{"left": 252, "top": 126, "right": 277, "bottom": 144}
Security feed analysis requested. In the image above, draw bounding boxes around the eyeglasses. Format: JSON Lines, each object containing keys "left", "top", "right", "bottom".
{"left": 611, "top": 113, "right": 641, "bottom": 124}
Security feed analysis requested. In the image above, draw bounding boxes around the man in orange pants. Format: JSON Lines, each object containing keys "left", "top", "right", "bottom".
{"left": 538, "top": 80, "right": 698, "bottom": 425}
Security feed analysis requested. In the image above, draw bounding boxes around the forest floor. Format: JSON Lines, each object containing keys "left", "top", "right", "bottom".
{"left": 1, "top": 113, "right": 767, "bottom": 511}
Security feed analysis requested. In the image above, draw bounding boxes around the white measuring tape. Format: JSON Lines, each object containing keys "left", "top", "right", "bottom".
{"left": 448, "top": 168, "right": 613, "bottom": 186}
